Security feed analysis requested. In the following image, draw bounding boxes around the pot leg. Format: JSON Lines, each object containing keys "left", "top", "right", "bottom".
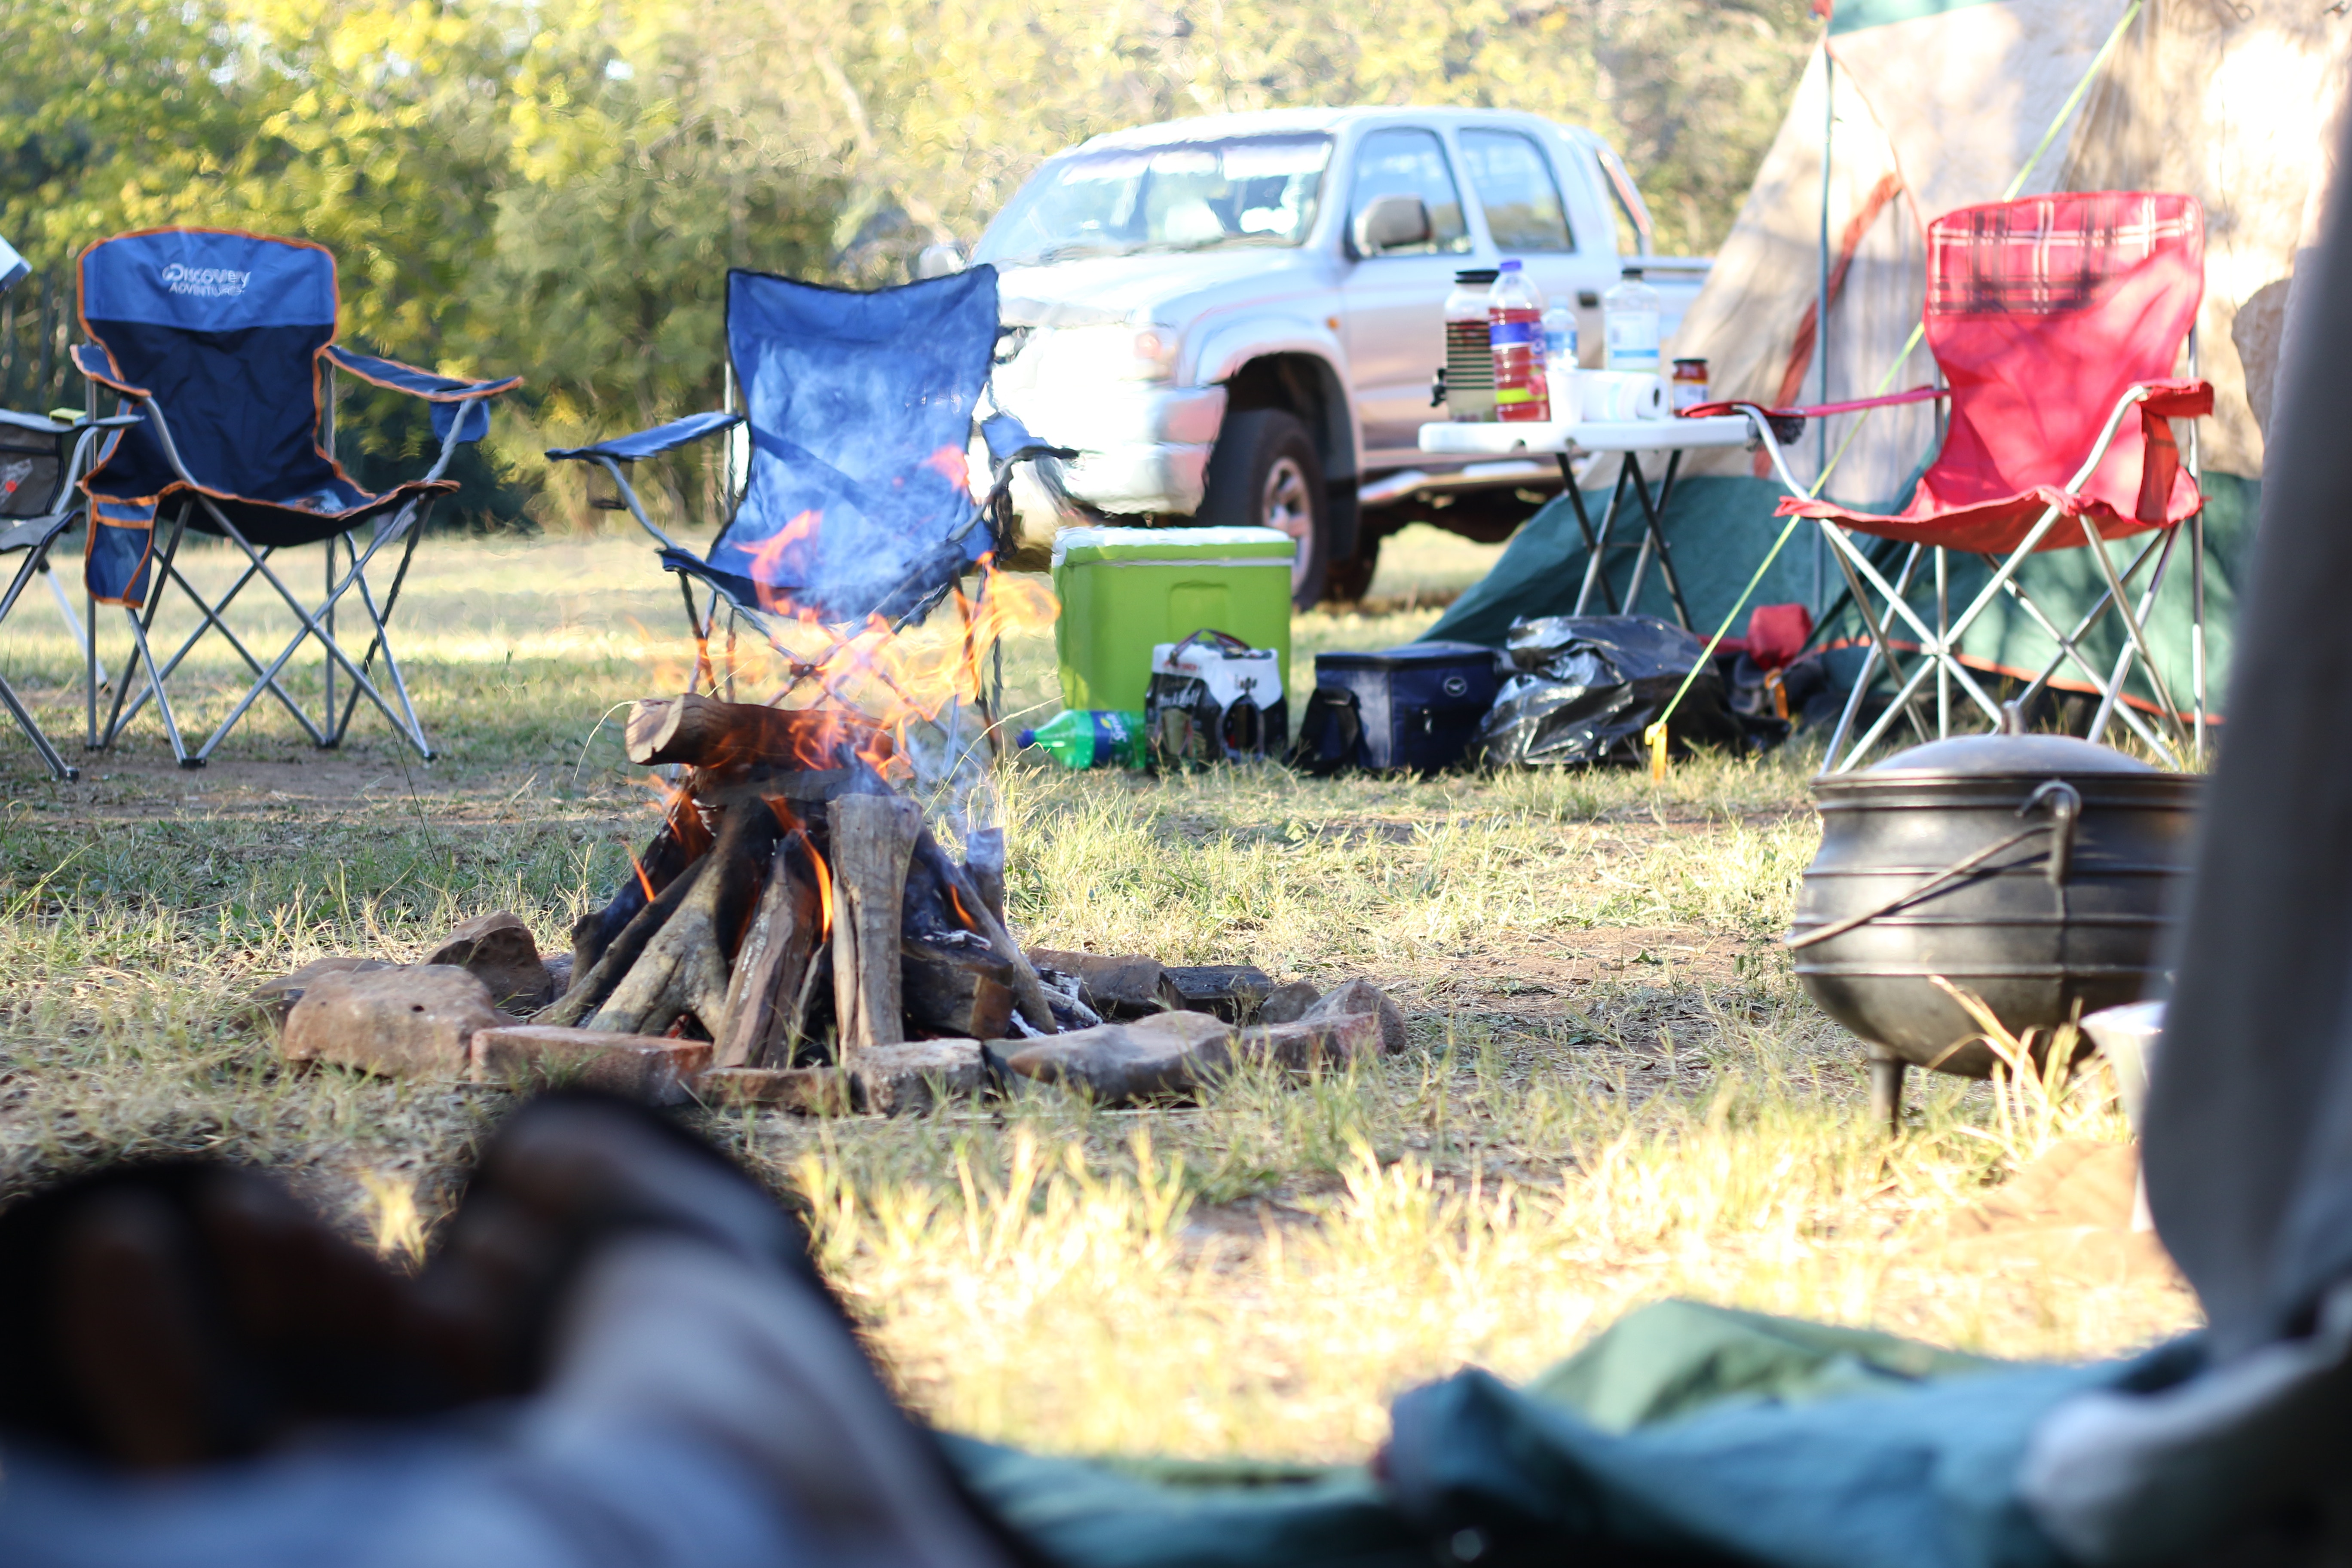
{"left": 1866, "top": 1049, "right": 1907, "bottom": 1134}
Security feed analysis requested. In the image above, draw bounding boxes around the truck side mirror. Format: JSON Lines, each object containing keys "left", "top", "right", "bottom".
{"left": 1352, "top": 195, "right": 1433, "bottom": 257}
{"left": 915, "top": 242, "right": 968, "bottom": 279}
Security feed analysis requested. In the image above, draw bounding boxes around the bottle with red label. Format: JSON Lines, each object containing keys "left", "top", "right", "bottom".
{"left": 1488, "top": 259, "right": 1549, "bottom": 423}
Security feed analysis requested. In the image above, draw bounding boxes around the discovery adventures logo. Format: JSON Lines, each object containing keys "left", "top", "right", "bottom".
{"left": 159, "top": 263, "right": 250, "bottom": 298}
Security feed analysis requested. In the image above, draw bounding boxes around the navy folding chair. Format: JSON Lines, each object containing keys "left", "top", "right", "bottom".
{"left": 546, "top": 266, "right": 1068, "bottom": 704}
{"left": 74, "top": 228, "right": 518, "bottom": 766}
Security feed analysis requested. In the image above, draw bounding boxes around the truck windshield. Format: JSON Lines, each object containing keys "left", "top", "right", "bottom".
{"left": 977, "top": 134, "right": 1332, "bottom": 267}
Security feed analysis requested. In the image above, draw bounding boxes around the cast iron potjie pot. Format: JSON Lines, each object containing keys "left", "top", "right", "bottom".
{"left": 1787, "top": 734, "right": 2199, "bottom": 1117}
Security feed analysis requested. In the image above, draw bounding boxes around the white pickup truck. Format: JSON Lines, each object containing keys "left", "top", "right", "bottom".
{"left": 953, "top": 107, "right": 1709, "bottom": 604}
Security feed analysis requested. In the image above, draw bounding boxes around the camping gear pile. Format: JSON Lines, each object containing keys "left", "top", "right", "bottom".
{"left": 1786, "top": 729, "right": 2200, "bottom": 1127}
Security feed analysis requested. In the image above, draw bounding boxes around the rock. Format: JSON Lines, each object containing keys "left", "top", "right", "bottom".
{"left": 1305, "top": 978, "right": 1408, "bottom": 1055}
{"left": 999, "top": 1011, "right": 1237, "bottom": 1103}
{"left": 1163, "top": 964, "right": 1275, "bottom": 1022}
{"left": 1237, "top": 1011, "right": 1381, "bottom": 1073}
{"left": 696, "top": 1066, "right": 850, "bottom": 1115}
{"left": 1256, "top": 980, "right": 1322, "bottom": 1026}
{"left": 423, "top": 911, "right": 556, "bottom": 1013}
{"left": 471, "top": 1023, "right": 712, "bottom": 1105}
{"left": 1026, "top": 950, "right": 1179, "bottom": 1018}
{"left": 247, "top": 957, "right": 397, "bottom": 1035}
{"left": 282, "top": 965, "right": 502, "bottom": 1080}
{"left": 848, "top": 1039, "right": 986, "bottom": 1115}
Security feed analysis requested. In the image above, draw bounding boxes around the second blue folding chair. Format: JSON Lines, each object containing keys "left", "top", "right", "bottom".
{"left": 545, "top": 265, "right": 1070, "bottom": 701}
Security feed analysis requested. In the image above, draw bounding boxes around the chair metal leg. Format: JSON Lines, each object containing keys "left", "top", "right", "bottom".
{"left": 2076, "top": 515, "right": 2189, "bottom": 759}
{"left": 1934, "top": 548, "right": 1950, "bottom": 738}
{"left": 2189, "top": 520, "right": 2206, "bottom": 763}
{"left": 329, "top": 514, "right": 430, "bottom": 750}
{"left": 0, "top": 540, "right": 79, "bottom": 780}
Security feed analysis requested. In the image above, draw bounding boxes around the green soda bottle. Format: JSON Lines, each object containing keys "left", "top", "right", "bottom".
{"left": 1017, "top": 710, "right": 1145, "bottom": 769}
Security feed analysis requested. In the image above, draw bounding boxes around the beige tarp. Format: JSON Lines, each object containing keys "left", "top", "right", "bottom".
{"left": 1671, "top": 0, "right": 2352, "bottom": 497}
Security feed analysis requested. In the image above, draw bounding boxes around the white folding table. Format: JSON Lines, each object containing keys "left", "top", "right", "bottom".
{"left": 1418, "top": 414, "right": 1756, "bottom": 631}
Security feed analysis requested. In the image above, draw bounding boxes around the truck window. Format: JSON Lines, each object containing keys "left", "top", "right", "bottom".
{"left": 975, "top": 135, "right": 1332, "bottom": 267}
{"left": 1346, "top": 129, "right": 1470, "bottom": 256}
{"left": 1458, "top": 129, "right": 1575, "bottom": 254}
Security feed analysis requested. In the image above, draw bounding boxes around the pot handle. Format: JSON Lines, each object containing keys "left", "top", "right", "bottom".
{"left": 1788, "top": 779, "right": 2086, "bottom": 950}
{"left": 2021, "top": 779, "right": 2082, "bottom": 889}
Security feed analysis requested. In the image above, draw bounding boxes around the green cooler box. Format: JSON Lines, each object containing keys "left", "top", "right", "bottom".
{"left": 1051, "top": 526, "right": 1295, "bottom": 714}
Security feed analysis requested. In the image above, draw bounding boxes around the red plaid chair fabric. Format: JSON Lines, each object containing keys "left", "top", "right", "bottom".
{"left": 1755, "top": 192, "right": 2212, "bottom": 769}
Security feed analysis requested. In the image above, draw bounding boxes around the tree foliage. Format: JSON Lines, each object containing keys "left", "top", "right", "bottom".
{"left": 0, "top": 0, "right": 1813, "bottom": 526}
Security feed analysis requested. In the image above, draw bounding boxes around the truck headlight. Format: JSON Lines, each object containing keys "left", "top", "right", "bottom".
{"left": 1049, "top": 322, "right": 1179, "bottom": 382}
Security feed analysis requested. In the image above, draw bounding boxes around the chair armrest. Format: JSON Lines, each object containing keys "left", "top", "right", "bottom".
{"left": 2136, "top": 380, "right": 2214, "bottom": 420}
{"left": 324, "top": 346, "right": 521, "bottom": 445}
{"left": 70, "top": 343, "right": 148, "bottom": 398}
{"left": 980, "top": 411, "right": 1078, "bottom": 466}
{"left": 324, "top": 346, "right": 521, "bottom": 403}
{"left": 545, "top": 411, "right": 744, "bottom": 464}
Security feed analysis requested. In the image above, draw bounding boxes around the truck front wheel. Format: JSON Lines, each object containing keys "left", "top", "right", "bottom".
{"left": 1198, "top": 408, "right": 1328, "bottom": 608}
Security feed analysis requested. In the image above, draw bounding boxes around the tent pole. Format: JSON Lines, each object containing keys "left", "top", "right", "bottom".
{"left": 1815, "top": 43, "right": 1833, "bottom": 613}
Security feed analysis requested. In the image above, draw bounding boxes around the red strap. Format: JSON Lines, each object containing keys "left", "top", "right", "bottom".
{"left": 1682, "top": 386, "right": 1946, "bottom": 422}
{"left": 2139, "top": 379, "right": 2214, "bottom": 419}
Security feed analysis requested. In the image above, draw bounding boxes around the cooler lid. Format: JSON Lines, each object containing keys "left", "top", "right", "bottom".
{"left": 1317, "top": 640, "right": 1502, "bottom": 671}
{"left": 1054, "top": 525, "right": 1296, "bottom": 567}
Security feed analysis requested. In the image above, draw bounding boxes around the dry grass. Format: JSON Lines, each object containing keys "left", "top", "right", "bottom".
{"left": 0, "top": 521, "right": 2199, "bottom": 1463}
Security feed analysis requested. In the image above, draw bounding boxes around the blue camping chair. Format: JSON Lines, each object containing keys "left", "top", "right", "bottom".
{"left": 546, "top": 266, "right": 1069, "bottom": 698}
{"left": 74, "top": 228, "right": 519, "bottom": 766}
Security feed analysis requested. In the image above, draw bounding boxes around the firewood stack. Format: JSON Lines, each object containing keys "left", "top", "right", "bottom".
{"left": 535, "top": 694, "right": 1064, "bottom": 1066}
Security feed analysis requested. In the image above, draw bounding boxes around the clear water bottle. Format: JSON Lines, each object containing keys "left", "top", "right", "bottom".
{"left": 1604, "top": 266, "right": 1663, "bottom": 374}
{"left": 1017, "top": 710, "right": 1145, "bottom": 769}
{"left": 1541, "top": 305, "right": 1579, "bottom": 424}
{"left": 1441, "top": 268, "right": 1498, "bottom": 420}
{"left": 1488, "top": 260, "right": 1550, "bottom": 423}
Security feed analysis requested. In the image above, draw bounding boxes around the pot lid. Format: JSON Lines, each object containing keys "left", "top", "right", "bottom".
{"left": 1864, "top": 733, "right": 2162, "bottom": 777}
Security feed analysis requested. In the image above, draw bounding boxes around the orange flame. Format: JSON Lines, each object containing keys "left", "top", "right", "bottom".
{"left": 947, "top": 883, "right": 980, "bottom": 931}
{"left": 627, "top": 848, "right": 656, "bottom": 903}
{"left": 806, "top": 838, "right": 834, "bottom": 939}
{"left": 747, "top": 510, "right": 824, "bottom": 616}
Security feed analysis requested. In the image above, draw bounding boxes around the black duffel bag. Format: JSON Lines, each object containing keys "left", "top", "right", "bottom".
{"left": 1292, "top": 641, "right": 1502, "bottom": 775}
{"left": 1472, "top": 613, "right": 1780, "bottom": 768}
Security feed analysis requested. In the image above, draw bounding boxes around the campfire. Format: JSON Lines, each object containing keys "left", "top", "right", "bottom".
{"left": 545, "top": 692, "right": 1070, "bottom": 1065}
{"left": 262, "top": 562, "right": 1407, "bottom": 1112}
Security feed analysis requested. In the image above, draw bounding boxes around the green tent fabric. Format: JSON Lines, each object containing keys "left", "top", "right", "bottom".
{"left": 951, "top": 1299, "right": 2195, "bottom": 1568}
{"left": 1421, "top": 473, "right": 2255, "bottom": 725}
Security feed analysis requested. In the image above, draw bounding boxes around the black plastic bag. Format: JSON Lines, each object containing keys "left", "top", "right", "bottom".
{"left": 1471, "top": 613, "right": 1774, "bottom": 768}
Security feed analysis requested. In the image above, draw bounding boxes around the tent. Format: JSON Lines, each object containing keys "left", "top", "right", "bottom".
{"left": 1427, "top": 0, "right": 2351, "bottom": 726}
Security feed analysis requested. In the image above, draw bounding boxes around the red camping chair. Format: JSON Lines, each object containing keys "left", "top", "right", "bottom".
{"left": 1761, "top": 191, "right": 2212, "bottom": 771}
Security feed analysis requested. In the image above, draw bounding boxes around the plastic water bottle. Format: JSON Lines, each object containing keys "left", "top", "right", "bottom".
{"left": 1017, "top": 710, "right": 1145, "bottom": 769}
{"left": 1441, "top": 268, "right": 1498, "bottom": 421}
{"left": 1488, "top": 260, "right": 1549, "bottom": 423}
{"left": 1605, "top": 266, "right": 1663, "bottom": 373}
{"left": 1541, "top": 305, "right": 1579, "bottom": 425}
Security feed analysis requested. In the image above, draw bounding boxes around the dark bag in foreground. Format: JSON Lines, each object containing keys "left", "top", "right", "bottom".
{"left": 1293, "top": 642, "right": 1502, "bottom": 775}
{"left": 1473, "top": 614, "right": 1764, "bottom": 768}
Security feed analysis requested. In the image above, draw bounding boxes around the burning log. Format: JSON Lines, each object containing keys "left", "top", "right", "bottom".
{"left": 902, "top": 932, "right": 1015, "bottom": 1040}
{"left": 629, "top": 694, "right": 851, "bottom": 770}
{"left": 830, "top": 794, "right": 923, "bottom": 1057}
{"left": 714, "top": 839, "right": 822, "bottom": 1068}
{"left": 910, "top": 830, "right": 1060, "bottom": 1035}
{"left": 591, "top": 802, "right": 783, "bottom": 1038}
{"left": 542, "top": 856, "right": 710, "bottom": 1027}
{"left": 570, "top": 803, "right": 706, "bottom": 981}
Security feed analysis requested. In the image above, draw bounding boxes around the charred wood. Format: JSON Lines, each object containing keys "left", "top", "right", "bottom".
{"left": 714, "top": 839, "right": 822, "bottom": 1069}
{"left": 902, "top": 932, "right": 1016, "bottom": 1041}
{"left": 590, "top": 803, "right": 783, "bottom": 1038}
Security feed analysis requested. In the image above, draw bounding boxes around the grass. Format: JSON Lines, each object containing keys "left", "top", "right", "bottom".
{"left": 0, "top": 519, "right": 2199, "bottom": 1463}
